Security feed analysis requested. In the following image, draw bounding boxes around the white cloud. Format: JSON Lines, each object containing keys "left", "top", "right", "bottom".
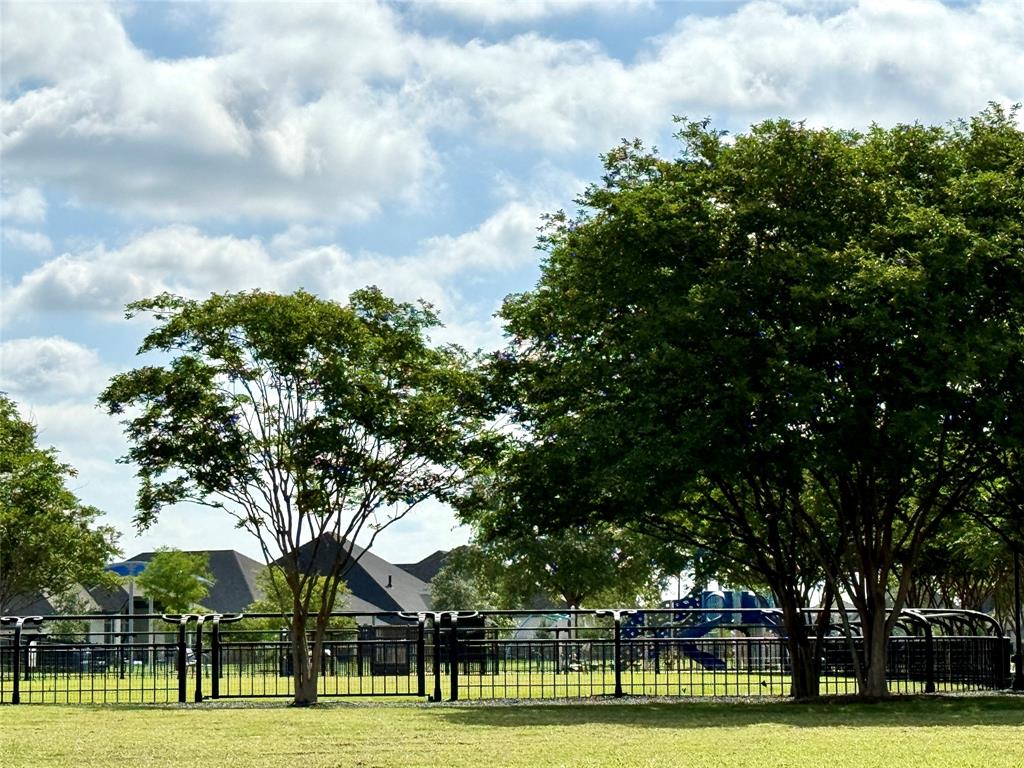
{"left": 367, "top": 497, "right": 470, "bottom": 566}
{"left": 0, "top": 2, "right": 133, "bottom": 91}
{"left": 1, "top": 2, "right": 437, "bottom": 221}
{"left": 2, "top": 226, "right": 52, "bottom": 254}
{"left": 427, "top": 0, "right": 650, "bottom": 24}
{"left": 416, "top": 0, "right": 1024, "bottom": 151}
{"left": 2, "top": 201, "right": 539, "bottom": 334}
{"left": 1, "top": 227, "right": 269, "bottom": 320}
{"left": 20, "top": 400, "right": 124, "bottom": 468}
{"left": 3, "top": 1, "right": 1022, "bottom": 223}
{"left": 1, "top": 186, "right": 47, "bottom": 223}
{"left": 0, "top": 336, "right": 111, "bottom": 401}
{"left": 416, "top": 33, "right": 650, "bottom": 152}
{"left": 418, "top": 201, "right": 539, "bottom": 274}
{"left": 639, "top": 0, "right": 1024, "bottom": 128}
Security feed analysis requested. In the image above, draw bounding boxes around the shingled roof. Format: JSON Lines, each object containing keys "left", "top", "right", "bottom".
{"left": 9, "top": 544, "right": 436, "bottom": 618}
{"left": 127, "top": 549, "right": 266, "bottom": 613}
{"left": 396, "top": 550, "right": 448, "bottom": 583}
{"left": 273, "top": 534, "right": 432, "bottom": 614}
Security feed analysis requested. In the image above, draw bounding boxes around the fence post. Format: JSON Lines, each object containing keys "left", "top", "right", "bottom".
{"left": 595, "top": 609, "right": 634, "bottom": 699}
{"left": 432, "top": 616, "right": 442, "bottom": 702}
{"left": 1013, "top": 547, "right": 1023, "bottom": 691}
{"left": 613, "top": 615, "right": 623, "bottom": 698}
{"left": 177, "top": 621, "right": 188, "bottom": 703}
{"left": 163, "top": 614, "right": 197, "bottom": 704}
{"left": 902, "top": 610, "right": 935, "bottom": 694}
{"left": 13, "top": 620, "right": 23, "bottom": 703}
{"left": 2, "top": 617, "right": 43, "bottom": 705}
{"left": 416, "top": 617, "right": 426, "bottom": 697}
{"left": 449, "top": 614, "right": 460, "bottom": 702}
{"left": 194, "top": 617, "right": 206, "bottom": 703}
{"left": 207, "top": 614, "right": 242, "bottom": 701}
{"left": 922, "top": 622, "right": 935, "bottom": 694}
{"left": 211, "top": 619, "right": 221, "bottom": 700}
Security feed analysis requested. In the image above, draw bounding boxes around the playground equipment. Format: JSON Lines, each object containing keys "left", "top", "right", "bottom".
{"left": 623, "top": 590, "right": 778, "bottom": 671}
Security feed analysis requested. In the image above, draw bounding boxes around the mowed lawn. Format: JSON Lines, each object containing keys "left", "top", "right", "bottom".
{"left": 2, "top": 696, "right": 1023, "bottom": 768}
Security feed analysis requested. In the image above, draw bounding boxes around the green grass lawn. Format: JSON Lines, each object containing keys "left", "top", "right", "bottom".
{"left": 2, "top": 696, "right": 1023, "bottom": 768}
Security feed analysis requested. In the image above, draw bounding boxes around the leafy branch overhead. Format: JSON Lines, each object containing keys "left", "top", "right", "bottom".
{"left": 0, "top": 395, "right": 121, "bottom": 613}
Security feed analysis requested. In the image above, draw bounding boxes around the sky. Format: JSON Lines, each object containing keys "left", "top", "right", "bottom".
{"left": 1, "top": 0, "right": 1022, "bottom": 567}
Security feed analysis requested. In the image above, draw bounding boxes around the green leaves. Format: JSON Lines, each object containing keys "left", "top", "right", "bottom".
{"left": 495, "top": 108, "right": 1024, "bottom": 696}
{"left": 101, "top": 288, "right": 495, "bottom": 530}
{"left": 101, "top": 286, "right": 496, "bottom": 702}
{"left": 0, "top": 395, "right": 121, "bottom": 611}
{"left": 135, "top": 548, "right": 214, "bottom": 613}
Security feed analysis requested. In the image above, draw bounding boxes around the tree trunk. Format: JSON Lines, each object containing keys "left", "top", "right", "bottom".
{"left": 859, "top": 604, "right": 890, "bottom": 698}
{"left": 290, "top": 613, "right": 319, "bottom": 706}
{"left": 788, "top": 635, "right": 820, "bottom": 700}
{"left": 776, "top": 588, "right": 820, "bottom": 699}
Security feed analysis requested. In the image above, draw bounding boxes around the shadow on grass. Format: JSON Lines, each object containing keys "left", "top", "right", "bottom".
{"left": 16, "top": 693, "right": 1024, "bottom": 730}
{"left": 432, "top": 695, "right": 1024, "bottom": 730}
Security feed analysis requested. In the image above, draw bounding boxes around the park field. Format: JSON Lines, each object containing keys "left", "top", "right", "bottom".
{"left": 2, "top": 696, "right": 1023, "bottom": 768}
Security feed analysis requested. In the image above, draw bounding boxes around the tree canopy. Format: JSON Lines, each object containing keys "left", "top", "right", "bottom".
{"left": 495, "top": 106, "right": 1024, "bottom": 697}
{"left": 456, "top": 472, "right": 681, "bottom": 610}
{"left": 0, "top": 394, "right": 120, "bottom": 612}
{"left": 100, "top": 287, "right": 496, "bottom": 704}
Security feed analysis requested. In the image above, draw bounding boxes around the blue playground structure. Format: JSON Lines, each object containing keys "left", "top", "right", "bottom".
{"left": 623, "top": 590, "right": 778, "bottom": 671}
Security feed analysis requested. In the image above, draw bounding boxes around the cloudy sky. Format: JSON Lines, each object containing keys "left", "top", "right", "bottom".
{"left": 2, "top": 0, "right": 1022, "bottom": 565}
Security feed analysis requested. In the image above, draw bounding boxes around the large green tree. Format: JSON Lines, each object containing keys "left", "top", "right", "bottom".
{"left": 497, "top": 107, "right": 1024, "bottom": 698}
{"left": 0, "top": 395, "right": 120, "bottom": 612}
{"left": 136, "top": 548, "right": 214, "bottom": 613}
{"left": 100, "top": 288, "right": 495, "bottom": 705}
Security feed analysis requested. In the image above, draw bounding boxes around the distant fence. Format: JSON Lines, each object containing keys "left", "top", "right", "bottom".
{"left": 0, "top": 608, "right": 1012, "bottom": 704}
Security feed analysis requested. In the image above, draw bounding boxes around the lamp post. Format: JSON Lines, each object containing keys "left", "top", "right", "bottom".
{"left": 106, "top": 561, "right": 148, "bottom": 675}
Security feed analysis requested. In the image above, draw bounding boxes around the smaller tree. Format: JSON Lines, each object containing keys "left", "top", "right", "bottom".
{"left": 46, "top": 588, "right": 93, "bottom": 639}
{"left": 101, "top": 288, "right": 496, "bottom": 705}
{"left": 907, "top": 514, "right": 1011, "bottom": 611}
{"left": 486, "top": 524, "right": 673, "bottom": 609}
{"left": 458, "top": 473, "right": 681, "bottom": 610}
{"left": 429, "top": 546, "right": 498, "bottom": 611}
{"left": 136, "top": 548, "right": 214, "bottom": 613}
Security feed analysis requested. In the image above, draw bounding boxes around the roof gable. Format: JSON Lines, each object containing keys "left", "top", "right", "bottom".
{"left": 273, "top": 535, "right": 431, "bottom": 613}
{"left": 396, "top": 549, "right": 448, "bottom": 583}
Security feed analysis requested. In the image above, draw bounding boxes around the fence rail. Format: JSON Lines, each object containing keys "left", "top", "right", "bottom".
{"left": 1, "top": 608, "right": 1012, "bottom": 704}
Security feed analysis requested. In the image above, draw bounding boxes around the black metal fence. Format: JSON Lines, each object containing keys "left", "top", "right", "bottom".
{"left": 1, "top": 608, "right": 1012, "bottom": 704}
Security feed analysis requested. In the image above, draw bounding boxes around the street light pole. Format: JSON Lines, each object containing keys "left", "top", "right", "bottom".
{"left": 105, "top": 560, "right": 148, "bottom": 677}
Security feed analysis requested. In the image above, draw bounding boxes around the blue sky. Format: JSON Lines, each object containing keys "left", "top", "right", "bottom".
{"left": 2, "top": 0, "right": 1022, "bottom": 566}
